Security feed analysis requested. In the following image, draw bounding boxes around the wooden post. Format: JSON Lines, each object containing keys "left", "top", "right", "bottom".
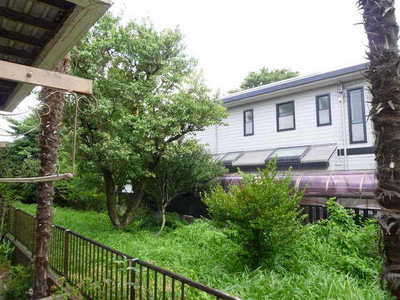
{"left": 33, "top": 56, "right": 70, "bottom": 299}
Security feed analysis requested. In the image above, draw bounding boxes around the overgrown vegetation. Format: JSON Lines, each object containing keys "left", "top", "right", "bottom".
{"left": 13, "top": 201, "right": 391, "bottom": 299}
{"left": 204, "top": 162, "right": 304, "bottom": 267}
{"left": 0, "top": 242, "right": 33, "bottom": 300}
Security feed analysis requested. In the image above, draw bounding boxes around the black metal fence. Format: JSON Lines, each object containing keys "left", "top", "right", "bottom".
{"left": 301, "top": 204, "right": 380, "bottom": 223}
{"left": 5, "top": 206, "right": 241, "bottom": 300}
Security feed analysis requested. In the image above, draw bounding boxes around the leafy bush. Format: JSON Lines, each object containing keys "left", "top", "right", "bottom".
{"left": 204, "top": 161, "right": 304, "bottom": 267}
{"left": 294, "top": 199, "right": 382, "bottom": 281}
{"left": 4, "top": 265, "right": 33, "bottom": 300}
{"left": 0, "top": 241, "right": 13, "bottom": 269}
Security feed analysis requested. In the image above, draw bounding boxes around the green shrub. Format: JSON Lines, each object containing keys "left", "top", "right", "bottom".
{"left": 0, "top": 241, "right": 13, "bottom": 269}
{"left": 4, "top": 265, "right": 33, "bottom": 300}
{"left": 204, "top": 161, "right": 304, "bottom": 267}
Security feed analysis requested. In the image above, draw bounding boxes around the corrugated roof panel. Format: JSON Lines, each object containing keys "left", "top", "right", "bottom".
{"left": 301, "top": 144, "right": 337, "bottom": 163}
{"left": 222, "top": 152, "right": 243, "bottom": 164}
{"left": 232, "top": 150, "right": 274, "bottom": 167}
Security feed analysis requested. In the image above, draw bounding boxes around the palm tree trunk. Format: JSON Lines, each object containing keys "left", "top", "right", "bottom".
{"left": 358, "top": 0, "right": 400, "bottom": 297}
{"left": 33, "top": 57, "right": 69, "bottom": 299}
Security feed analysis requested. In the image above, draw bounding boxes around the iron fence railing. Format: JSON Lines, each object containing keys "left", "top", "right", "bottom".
{"left": 301, "top": 204, "right": 380, "bottom": 223}
{"left": 4, "top": 206, "right": 241, "bottom": 300}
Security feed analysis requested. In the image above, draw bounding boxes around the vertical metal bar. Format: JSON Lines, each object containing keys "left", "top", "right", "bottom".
{"left": 172, "top": 278, "right": 175, "bottom": 300}
{"left": 146, "top": 267, "right": 150, "bottom": 300}
{"left": 316, "top": 206, "right": 321, "bottom": 221}
{"left": 89, "top": 241, "right": 93, "bottom": 299}
{"left": 110, "top": 252, "right": 114, "bottom": 300}
{"left": 101, "top": 247, "right": 105, "bottom": 299}
{"left": 139, "top": 264, "right": 143, "bottom": 300}
{"left": 180, "top": 282, "right": 184, "bottom": 300}
{"left": 114, "top": 254, "right": 118, "bottom": 300}
{"left": 308, "top": 206, "right": 312, "bottom": 223}
{"left": 162, "top": 274, "right": 166, "bottom": 300}
{"left": 120, "top": 257, "right": 124, "bottom": 300}
{"left": 78, "top": 237, "right": 82, "bottom": 285}
{"left": 154, "top": 270, "right": 158, "bottom": 300}
{"left": 363, "top": 208, "right": 369, "bottom": 219}
{"left": 105, "top": 249, "right": 109, "bottom": 299}
{"left": 64, "top": 230, "right": 70, "bottom": 278}
{"left": 134, "top": 260, "right": 137, "bottom": 300}
{"left": 96, "top": 244, "right": 100, "bottom": 299}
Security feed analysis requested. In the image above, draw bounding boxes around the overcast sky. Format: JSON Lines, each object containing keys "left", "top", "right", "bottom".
{"left": 4, "top": 1, "right": 400, "bottom": 139}
{"left": 112, "top": 0, "right": 385, "bottom": 94}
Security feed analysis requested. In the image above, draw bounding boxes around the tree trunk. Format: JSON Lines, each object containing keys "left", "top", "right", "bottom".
{"left": 33, "top": 57, "right": 69, "bottom": 299}
{"left": 158, "top": 203, "right": 168, "bottom": 235}
{"left": 102, "top": 168, "right": 122, "bottom": 228}
{"left": 102, "top": 168, "right": 145, "bottom": 229}
{"left": 359, "top": 0, "right": 400, "bottom": 297}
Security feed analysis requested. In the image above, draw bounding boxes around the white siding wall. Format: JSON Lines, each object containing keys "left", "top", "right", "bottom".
{"left": 196, "top": 79, "right": 376, "bottom": 171}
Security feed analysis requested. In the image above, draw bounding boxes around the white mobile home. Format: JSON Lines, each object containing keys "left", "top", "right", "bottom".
{"left": 196, "top": 63, "right": 376, "bottom": 173}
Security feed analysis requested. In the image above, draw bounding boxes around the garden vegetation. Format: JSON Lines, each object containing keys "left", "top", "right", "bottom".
{"left": 12, "top": 196, "right": 391, "bottom": 299}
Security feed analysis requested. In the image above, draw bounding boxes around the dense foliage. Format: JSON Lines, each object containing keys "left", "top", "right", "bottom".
{"left": 67, "top": 14, "right": 226, "bottom": 228}
{"left": 0, "top": 117, "right": 40, "bottom": 204}
{"left": 204, "top": 162, "right": 304, "bottom": 267}
{"left": 0, "top": 242, "right": 32, "bottom": 300}
{"left": 14, "top": 201, "right": 390, "bottom": 299}
{"left": 0, "top": 116, "right": 105, "bottom": 211}
{"left": 145, "top": 141, "right": 226, "bottom": 232}
{"left": 240, "top": 67, "right": 299, "bottom": 90}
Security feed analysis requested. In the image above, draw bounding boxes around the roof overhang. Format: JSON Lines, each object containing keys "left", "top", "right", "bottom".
{"left": 222, "top": 63, "right": 368, "bottom": 108}
{"left": 0, "top": 0, "right": 112, "bottom": 111}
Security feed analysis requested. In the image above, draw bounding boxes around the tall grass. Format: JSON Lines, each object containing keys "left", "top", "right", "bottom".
{"left": 12, "top": 202, "right": 392, "bottom": 299}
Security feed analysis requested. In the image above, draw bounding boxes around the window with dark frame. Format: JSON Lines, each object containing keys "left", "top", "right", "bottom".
{"left": 277, "top": 101, "right": 295, "bottom": 131}
{"left": 243, "top": 109, "right": 254, "bottom": 136}
{"left": 316, "top": 94, "right": 332, "bottom": 126}
{"left": 348, "top": 88, "right": 367, "bottom": 144}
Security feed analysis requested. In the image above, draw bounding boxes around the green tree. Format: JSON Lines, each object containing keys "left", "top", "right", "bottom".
{"left": 68, "top": 14, "right": 226, "bottom": 229}
{"left": 240, "top": 67, "right": 299, "bottom": 90}
{"left": 204, "top": 161, "right": 304, "bottom": 267}
{"left": 0, "top": 116, "right": 40, "bottom": 203}
{"left": 146, "top": 141, "right": 225, "bottom": 233}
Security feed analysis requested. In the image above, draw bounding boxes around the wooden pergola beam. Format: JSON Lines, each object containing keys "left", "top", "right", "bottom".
{"left": 0, "top": 60, "right": 93, "bottom": 95}
{"left": 0, "top": 8, "right": 58, "bottom": 30}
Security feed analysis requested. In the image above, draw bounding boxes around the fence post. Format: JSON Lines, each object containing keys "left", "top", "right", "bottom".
{"left": 64, "top": 230, "right": 70, "bottom": 278}
{"left": 129, "top": 258, "right": 138, "bottom": 300}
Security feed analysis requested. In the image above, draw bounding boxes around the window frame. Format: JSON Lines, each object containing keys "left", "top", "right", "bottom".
{"left": 276, "top": 101, "right": 296, "bottom": 132}
{"left": 347, "top": 87, "right": 367, "bottom": 144}
{"left": 243, "top": 109, "right": 254, "bottom": 136}
{"left": 316, "top": 94, "right": 332, "bottom": 126}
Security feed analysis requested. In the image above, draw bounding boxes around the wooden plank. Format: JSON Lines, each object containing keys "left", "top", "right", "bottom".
{"left": 0, "top": 28, "right": 46, "bottom": 47}
{"left": 0, "top": 45, "right": 36, "bottom": 60}
{"left": 37, "top": 0, "right": 76, "bottom": 10}
{"left": 0, "top": 8, "right": 58, "bottom": 30}
{"left": 0, "top": 60, "right": 93, "bottom": 94}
